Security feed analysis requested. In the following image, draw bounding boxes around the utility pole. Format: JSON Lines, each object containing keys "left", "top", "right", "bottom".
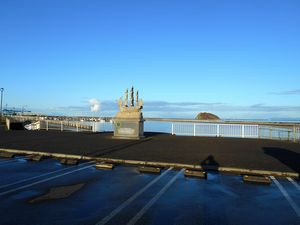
{"left": 0, "top": 88, "right": 4, "bottom": 117}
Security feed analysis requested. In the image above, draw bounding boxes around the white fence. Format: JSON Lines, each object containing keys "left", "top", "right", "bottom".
{"left": 39, "top": 120, "right": 93, "bottom": 132}
{"left": 39, "top": 120, "right": 113, "bottom": 132}
{"left": 171, "top": 123, "right": 258, "bottom": 138}
{"left": 259, "top": 126, "right": 300, "bottom": 142}
{"left": 171, "top": 122, "right": 300, "bottom": 142}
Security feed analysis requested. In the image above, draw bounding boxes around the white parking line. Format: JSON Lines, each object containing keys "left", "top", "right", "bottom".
{"left": 127, "top": 169, "right": 183, "bottom": 225}
{"left": 95, "top": 167, "right": 174, "bottom": 225}
{"left": 270, "top": 176, "right": 300, "bottom": 218}
{"left": 0, "top": 164, "right": 94, "bottom": 196}
{"left": 0, "top": 156, "right": 30, "bottom": 166}
{"left": 0, "top": 159, "right": 21, "bottom": 166}
{"left": 0, "top": 158, "right": 15, "bottom": 164}
{"left": 287, "top": 177, "right": 300, "bottom": 192}
{"left": 0, "top": 161, "right": 94, "bottom": 189}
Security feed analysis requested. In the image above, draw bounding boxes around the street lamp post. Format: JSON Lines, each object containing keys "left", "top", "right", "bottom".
{"left": 0, "top": 88, "right": 4, "bottom": 117}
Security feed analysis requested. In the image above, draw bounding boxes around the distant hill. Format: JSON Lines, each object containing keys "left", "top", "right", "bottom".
{"left": 195, "top": 112, "right": 220, "bottom": 120}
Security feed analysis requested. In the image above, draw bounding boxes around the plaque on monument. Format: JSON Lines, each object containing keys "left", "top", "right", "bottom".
{"left": 113, "top": 86, "right": 144, "bottom": 139}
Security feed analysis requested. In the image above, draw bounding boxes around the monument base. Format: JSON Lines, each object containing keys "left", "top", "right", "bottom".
{"left": 113, "top": 118, "right": 144, "bottom": 140}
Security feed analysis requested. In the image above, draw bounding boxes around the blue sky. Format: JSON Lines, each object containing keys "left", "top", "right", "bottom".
{"left": 1, "top": 0, "right": 300, "bottom": 119}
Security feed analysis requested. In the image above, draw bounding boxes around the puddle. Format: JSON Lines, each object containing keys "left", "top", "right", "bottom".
{"left": 28, "top": 183, "right": 85, "bottom": 203}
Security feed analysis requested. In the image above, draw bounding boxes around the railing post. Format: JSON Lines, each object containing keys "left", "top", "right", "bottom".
{"left": 217, "top": 124, "right": 220, "bottom": 137}
{"left": 61, "top": 121, "right": 63, "bottom": 132}
{"left": 6, "top": 118, "right": 10, "bottom": 130}
{"left": 171, "top": 123, "right": 174, "bottom": 135}
{"left": 270, "top": 127, "right": 272, "bottom": 140}
{"left": 293, "top": 126, "right": 297, "bottom": 143}
{"left": 194, "top": 123, "right": 196, "bottom": 136}
{"left": 242, "top": 125, "right": 245, "bottom": 138}
{"left": 76, "top": 123, "right": 79, "bottom": 132}
{"left": 46, "top": 120, "right": 48, "bottom": 131}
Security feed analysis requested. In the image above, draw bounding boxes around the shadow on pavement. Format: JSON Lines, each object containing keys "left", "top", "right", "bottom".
{"left": 144, "top": 132, "right": 168, "bottom": 137}
{"left": 200, "top": 155, "right": 220, "bottom": 171}
{"left": 87, "top": 138, "right": 152, "bottom": 157}
{"left": 86, "top": 132, "right": 165, "bottom": 157}
{"left": 264, "top": 147, "right": 300, "bottom": 173}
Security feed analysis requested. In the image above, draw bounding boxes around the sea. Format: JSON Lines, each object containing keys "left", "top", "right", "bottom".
{"left": 90, "top": 121, "right": 173, "bottom": 133}
{"left": 88, "top": 119, "right": 300, "bottom": 135}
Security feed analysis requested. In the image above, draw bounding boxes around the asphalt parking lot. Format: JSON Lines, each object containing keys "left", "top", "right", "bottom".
{"left": 0, "top": 157, "right": 299, "bottom": 225}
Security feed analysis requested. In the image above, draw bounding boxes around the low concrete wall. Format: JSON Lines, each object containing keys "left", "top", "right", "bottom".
{"left": 5, "top": 118, "right": 25, "bottom": 130}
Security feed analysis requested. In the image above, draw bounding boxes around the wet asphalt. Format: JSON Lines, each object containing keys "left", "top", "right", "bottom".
{"left": 0, "top": 157, "right": 299, "bottom": 225}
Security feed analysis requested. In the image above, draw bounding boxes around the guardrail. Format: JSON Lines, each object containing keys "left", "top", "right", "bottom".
{"left": 172, "top": 123, "right": 258, "bottom": 138}
{"left": 171, "top": 122, "right": 300, "bottom": 142}
{"left": 258, "top": 126, "right": 300, "bottom": 142}
{"left": 6, "top": 116, "right": 112, "bottom": 132}
{"left": 39, "top": 120, "right": 113, "bottom": 132}
{"left": 39, "top": 120, "right": 93, "bottom": 132}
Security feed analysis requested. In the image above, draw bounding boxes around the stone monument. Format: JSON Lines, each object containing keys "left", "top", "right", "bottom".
{"left": 113, "top": 86, "right": 144, "bottom": 139}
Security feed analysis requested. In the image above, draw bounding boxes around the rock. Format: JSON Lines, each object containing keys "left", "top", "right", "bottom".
{"left": 195, "top": 112, "right": 220, "bottom": 120}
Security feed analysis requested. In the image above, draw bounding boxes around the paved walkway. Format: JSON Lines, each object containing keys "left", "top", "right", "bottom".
{"left": 0, "top": 130, "right": 299, "bottom": 173}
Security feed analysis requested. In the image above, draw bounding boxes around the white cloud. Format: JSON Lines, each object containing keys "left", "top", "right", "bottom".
{"left": 270, "top": 89, "right": 300, "bottom": 95}
{"left": 88, "top": 98, "right": 100, "bottom": 112}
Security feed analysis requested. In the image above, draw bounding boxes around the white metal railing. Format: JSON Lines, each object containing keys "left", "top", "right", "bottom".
{"left": 172, "top": 123, "right": 258, "bottom": 138}
{"left": 172, "top": 122, "right": 300, "bottom": 142}
{"left": 172, "top": 123, "right": 258, "bottom": 139}
{"left": 38, "top": 120, "right": 114, "bottom": 133}
{"left": 39, "top": 120, "right": 93, "bottom": 132}
{"left": 258, "top": 126, "right": 300, "bottom": 142}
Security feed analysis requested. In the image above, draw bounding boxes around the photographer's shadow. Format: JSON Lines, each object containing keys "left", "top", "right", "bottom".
{"left": 200, "top": 155, "right": 220, "bottom": 171}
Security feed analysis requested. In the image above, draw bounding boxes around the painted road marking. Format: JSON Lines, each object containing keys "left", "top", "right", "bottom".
{"left": 0, "top": 158, "right": 16, "bottom": 164}
{"left": 126, "top": 169, "right": 183, "bottom": 225}
{"left": 0, "top": 164, "right": 95, "bottom": 196}
{"left": 270, "top": 176, "right": 300, "bottom": 218}
{"left": 95, "top": 167, "right": 174, "bottom": 225}
{"left": 0, "top": 158, "right": 23, "bottom": 166}
{"left": 0, "top": 161, "right": 94, "bottom": 189}
{"left": 0, "top": 156, "right": 31, "bottom": 166}
{"left": 0, "top": 162, "right": 16, "bottom": 167}
{"left": 287, "top": 177, "right": 300, "bottom": 192}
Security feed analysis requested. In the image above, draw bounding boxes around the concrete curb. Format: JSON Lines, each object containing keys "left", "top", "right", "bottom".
{"left": 243, "top": 175, "right": 271, "bottom": 185}
{"left": 184, "top": 169, "right": 207, "bottom": 179}
{"left": 95, "top": 163, "right": 114, "bottom": 170}
{"left": 0, "top": 148, "right": 298, "bottom": 179}
{"left": 138, "top": 166, "right": 161, "bottom": 174}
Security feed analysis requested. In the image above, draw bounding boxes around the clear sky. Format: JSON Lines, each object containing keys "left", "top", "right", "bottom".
{"left": 1, "top": 0, "right": 300, "bottom": 119}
